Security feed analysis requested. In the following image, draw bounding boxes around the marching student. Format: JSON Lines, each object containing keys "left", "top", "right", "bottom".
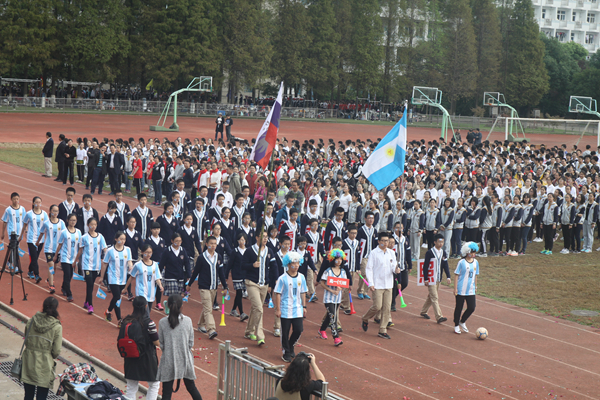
{"left": 256, "top": 203, "right": 275, "bottom": 234}
{"left": 208, "top": 193, "right": 225, "bottom": 228}
{"left": 453, "top": 242, "right": 480, "bottom": 334}
{"left": 159, "top": 232, "right": 191, "bottom": 299}
{"left": 231, "top": 193, "right": 248, "bottom": 230}
{"left": 157, "top": 202, "right": 181, "bottom": 245}
{"left": 340, "top": 225, "right": 360, "bottom": 314}
{"left": 324, "top": 207, "right": 347, "bottom": 251}
{"left": 267, "top": 224, "right": 281, "bottom": 254}
{"left": 540, "top": 193, "right": 559, "bottom": 255}
{"left": 324, "top": 187, "right": 340, "bottom": 221}
{"left": 297, "top": 236, "right": 317, "bottom": 281}
{"left": 170, "top": 191, "right": 184, "bottom": 222}
{"left": 218, "top": 207, "right": 236, "bottom": 251}
{"left": 274, "top": 251, "right": 307, "bottom": 362}
{"left": 389, "top": 221, "right": 411, "bottom": 312}
{"left": 187, "top": 235, "right": 228, "bottom": 340}
{"left": 361, "top": 232, "right": 400, "bottom": 339}
{"left": 379, "top": 200, "right": 394, "bottom": 233}
{"left": 131, "top": 193, "right": 154, "bottom": 239}
{"left": 124, "top": 215, "right": 143, "bottom": 300}
{"left": 582, "top": 192, "right": 598, "bottom": 253}
{"left": 146, "top": 222, "right": 167, "bottom": 311}
{"left": 20, "top": 196, "right": 48, "bottom": 283}
{"left": 226, "top": 232, "right": 249, "bottom": 322}
{"left": 75, "top": 218, "right": 107, "bottom": 314}
{"left": 191, "top": 198, "right": 209, "bottom": 245}
{"left": 357, "top": 211, "right": 378, "bottom": 299}
{"left": 520, "top": 194, "right": 534, "bottom": 255}
{"left": 36, "top": 204, "right": 65, "bottom": 294}
{"left": 58, "top": 187, "right": 79, "bottom": 223}
{"left": 407, "top": 200, "right": 425, "bottom": 261}
{"left": 75, "top": 194, "right": 99, "bottom": 234}
{"left": 271, "top": 235, "right": 292, "bottom": 337}
{"left": 305, "top": 219, "right": 323, "bottom": 302}
{"left": 236, "top": 212, "right": 256, "bottom": 247}
{"left": 242, "top": 232, "right": 276, "bottom": 346}
{"left": 98, "top": 201, "right": 124, "bottom": 246}
{"left": 318, "top": 249, "right": 347, "bottom": 346}
{"left": 301, "top": 199, "right": 321, "bottom": 234}
{"left": 179, "top": 212, "right": 203, "bottom": 266}
{"left": 1, "top": 192, "right": 26, "bottom": 244}
{"left": 53, "top": 213, "right": 82, "bottom": 302}
{"left": 280, "top": 208, "right": 301, "bottom": 250}
{"left": 114, "top": 190, "right": 131, "bottom": 226}
{"left": 125, "top": 244, "right": 164, "bottom": 315}
{"left": 420, "top": 233, "right": 451, "bottom": 324}
{"left": 102, "top": 231, "right": 133, "bottom": 326}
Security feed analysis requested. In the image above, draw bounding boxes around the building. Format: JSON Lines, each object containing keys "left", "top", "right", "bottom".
{"left": 534, "top": 0, "right": 600, "bottom": 54}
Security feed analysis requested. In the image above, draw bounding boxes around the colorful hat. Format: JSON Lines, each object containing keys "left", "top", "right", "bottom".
{"left": 461, "top": 242, "right": 479, "bottom": 257}
{"left": 327, "top": 248, "right": 347, "bottom": 262}
{"left": 282, "top": 251, "right": 304, "bottom": 267}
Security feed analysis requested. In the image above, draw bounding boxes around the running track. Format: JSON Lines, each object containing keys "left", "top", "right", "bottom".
{"left": 1, "top": 162, "right": 599, "bottom": 400}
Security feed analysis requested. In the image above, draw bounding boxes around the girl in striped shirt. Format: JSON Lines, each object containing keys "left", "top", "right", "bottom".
{"left": 318, "top": 249, "right": 347, "bottom": 347}
{"left": 53, "top": 213, "right": 82, "bottom": 302}
{"left": 20, "top": 196, "right": 48, "bottom": 283}
{"left": 75, "top": 218, "right": 107, "bottom": 314}
{"left": 36, "top": 204, "right": 65, "bottom": 294}
{"left": 453, "top": 242, "right": 480, "bottom": 334}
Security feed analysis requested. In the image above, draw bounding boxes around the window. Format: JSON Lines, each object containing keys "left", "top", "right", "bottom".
{"left": 573, "top": 11, "right": 577, "bottom": 21}
{"left": 557, "top": 10, "right": 566, "bottom": 20}
{"left": 571, "top": 32, "right": 576, "bottom": 41}
{"left": 585, "top": 34, "right": 595, "bottom": 44}
{"left": 542, "top": 8, "right": 547, "bottom": 18}
{"left": 588, "top": 12, "right": 595, "bottom": 23}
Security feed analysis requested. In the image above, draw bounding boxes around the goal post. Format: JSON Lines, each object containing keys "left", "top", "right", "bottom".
{"left": 411, "top": 86, "right": 456, "bottom": 141}
{"left": 499, "top": 117, "right": 600, "bottom": 146}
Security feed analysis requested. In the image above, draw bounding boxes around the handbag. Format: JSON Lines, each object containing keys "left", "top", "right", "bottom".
{"left": 117, "top": 323, "right": 140, "bottom": 358}
{"left": 11, "top": 320, "right": 32, "bottom": 379}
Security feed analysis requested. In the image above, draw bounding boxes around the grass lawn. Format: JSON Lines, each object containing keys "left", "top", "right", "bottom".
{"left": 2, "top": 143, "right": 599, "bottom": 327}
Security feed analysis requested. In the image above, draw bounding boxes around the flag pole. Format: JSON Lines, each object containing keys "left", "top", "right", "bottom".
{"left": 258, "top": 148, "right": 277, "bottom": 258}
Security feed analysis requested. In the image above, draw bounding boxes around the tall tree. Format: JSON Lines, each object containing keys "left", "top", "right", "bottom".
{"left": 381, "top": 0, "right": 401, "bottom": 103}
{"left": 440, "top": 0, "right": 478, "bottom": 114}
{"left": 502, "top": 0, "right": 549, "bottom": 110}
{"left": 332, "top": 0, "right": 353, "bottom": 101}
{"left": 471, "top": 0, "right": 502, "bottom": 106}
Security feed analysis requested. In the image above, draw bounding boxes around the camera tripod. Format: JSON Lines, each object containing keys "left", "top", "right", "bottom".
{"left": 0, "top": 233, "right": 28, "bottom": 305}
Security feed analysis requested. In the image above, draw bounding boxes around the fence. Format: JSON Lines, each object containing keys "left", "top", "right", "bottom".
{"left": 217, "top": 341, "right": 343, "bottom": 400}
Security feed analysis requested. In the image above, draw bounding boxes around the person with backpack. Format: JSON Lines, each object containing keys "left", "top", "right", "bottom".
{"left": 118, "top": 296, "right": 160, "bottom": 400}
{"left": 157, "top": 294, "right": 203, "bottom": 400}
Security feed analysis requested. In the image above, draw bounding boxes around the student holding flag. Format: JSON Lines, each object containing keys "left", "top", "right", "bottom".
{"left": 53, "top": 214, "right": 82, "bottom": 302}
{"left": 36, "top": 204, "right": 65, "bottom": 294}
{"left": 20, "top": 196, "right": 48, "bottom": 283}
{"left": 75, "top": 218, "right": 107, "bottom": 314}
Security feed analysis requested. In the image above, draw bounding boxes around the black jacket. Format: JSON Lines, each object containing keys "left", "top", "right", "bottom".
{"left": 55, "top": 140, "right": 67, "bottom": 162}
{"left": 88, "top": 149, "right": 108, "bottom": 175}
{"left": 42, "top": 138, "right": 54, "bottom": 158}
{"left": 63, "top": 145, "right": 76, "bottom": 164}
{"left": 108, "top": 152, "right": 125, "bottom": 172}
{"left": 75, "top": 207, "right": 99, "bottom": 233}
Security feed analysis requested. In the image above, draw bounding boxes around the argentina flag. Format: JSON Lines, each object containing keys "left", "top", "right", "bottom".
{"left": 362, "top": 111, "right": 407, "bottom": 190}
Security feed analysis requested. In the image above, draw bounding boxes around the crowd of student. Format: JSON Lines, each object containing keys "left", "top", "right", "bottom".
{"left": 3, "top": 132, "right": 600, "bottom": 363}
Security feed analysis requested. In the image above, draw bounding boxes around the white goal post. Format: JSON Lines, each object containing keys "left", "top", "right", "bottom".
{"left": 487, "top": 117, "right": 600, "bottom": 146}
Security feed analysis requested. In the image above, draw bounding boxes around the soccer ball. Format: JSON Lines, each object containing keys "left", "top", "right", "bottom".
{"left": 475, "top": 327, "right": 488, "bottom": 340}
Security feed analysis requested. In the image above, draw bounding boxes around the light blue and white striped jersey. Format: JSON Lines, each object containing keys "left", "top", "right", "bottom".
{"left": 39, "top": 219, "right": 66, "bottom": 254}
{"left": 130, "top": 260, "right": 162, "bottom": 302}
{"left": 23, "top": 210, "right": 48, "bottom": 244}
{"left": 454, "top": 258, "right": 479, "bottom": 296}
{"left": 321, "top": 267, "right": 347, "bottom": 304}
{"left": 274, "top": 272, "right": 307, "bottom": 319}
{"left": 79, "top": 233, "right": 108, "bottom": 271}
{"left": 103, "top": 246, "right": 132, "bottom": 285}
{"left": 58, "top": 228, "right": 82, "bottom": 264}
{"left": 2, "top": 206, "right": 26, "bottom": 236}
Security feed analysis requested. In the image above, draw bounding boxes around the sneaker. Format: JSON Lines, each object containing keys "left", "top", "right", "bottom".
{"left": 422, "top": 243, "right": 428, "bottom": 249}
{"left": 459, "top": 322, "right": 469, "bottom": 332}
{"left": 374, "top": 318, "right": 381, "bottom": 324}
{"left": 541, "top": 250, "right": 547, "bottom": 254}
{"left": 479, "top": 253, "right": 487, "bottom": 258}
{"left": 362, "top": 321, "right": 368, "bottom": 332}
{"left": 357, "top": 293, "right": 364, "bottom": 300}
{"left": 491, "top": 252, "right": 499, "bottom": 257}
{"left": 363, "top": 294, "right": 371, "bottom": 300}
{"left": 240, "top": 313, "right": 249, "bottom": 322}
{"left": 387, "top": 321, "right": 394, "bottom": 327}
{"left": 519, "top": 251, "right": 525, "bottom": 255}
{"left": 273, "top": 329, "right": 281, "bottom": 337}
{"left": 49, "top": 285, "right": 55, "bottom": 294}
{"left": 420, "top": 313, "right": 430, "bottom": 320}
{"left": 128, "top": 293, "right": 135, "bottom": 301}
{"left": 88, "top": 305, "right": 94, "bottom": 314}
{"left": 242, "top": 290, "right": 248, "bottom": 298}
{"left": 213, "top": 304, "right": 220, "bottom": 310}
{"left": 67, "top": 296, "right": 74, "bottom": 302}
{"left": 208, "top": 331, "right": 218, "bottom": 340}
{"left": 28, "top": 271, "right": 35, "bottom": 279}
{"left": 198, "top": 326, "right": 207, "bottom": 333}
{"left": 560, "top": 248, "right": 569, "bottom": 254}
{"left": 309, "top": 295, "right": 318, "bottom": 303}
{"left": 437, "top": 317, "right": 447, "bottom": 324}
{"left": 105, "top": 310, "right": 112, "bottom": 322}
{"left": 546, "top": 251, "right": 552, "bottom": 255}
{"left": 337, "top": 327, "right": 343, "bottom": 333}
{"left": 156, "top": 303, "right": 164, "bottom": 311}
{"left": 257, "top": 339, "right": 265, "bottom": 346}
{"left": 245, "top": 333, "right": 257, "bottom": 341}
{"left": 596, "top": 247, "right": 600, "bottom": 251}
{"left": 230, "top": 310, "right": 240, "bottom": 317}
{"left": 83, "top": 301, "right": 89, "bottom": 310}
{"left": 117, "top": 319, "right": 123, "bottom": 328}
{"left": 344, "top": 309, "right": 352, "bottom": 315}
{"left": 334, "top": 337, "right": 343, "bottom": 346}
{"left": 62, "top": 290, "right": 68, "bottom": 297}
{"left": 378, "top": 332, "right": 391, "bottom": 339}
{"left": 390, "top": 305, "right": 397, "bottom": 312}
{"left": 533, "top": 237, "right": 543, "bottom": 242}
{"left": 35, "top": 275, "right": 42, "bottom": 284}
{"left": 510, "top": 250, "right": 518, "bottom": 256}
{"left": 282, "top": 353, "right": 292, "bottom": 363}
{"left": 318, "top": 330, "right": 328, "bottom": 339}
{"left": 454, "top": 326, "right": 461, "bottom": 334}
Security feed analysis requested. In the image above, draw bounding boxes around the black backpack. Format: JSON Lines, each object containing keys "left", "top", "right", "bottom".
{"left": 86, "top": 381, "right": 124, "bottom": 400}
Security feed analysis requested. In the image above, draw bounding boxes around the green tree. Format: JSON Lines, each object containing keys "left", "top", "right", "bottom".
{"left": 381, "top": 0, "right": 401, "bottom": 103}
{"left": 501, "top": 0, "right": 549, "bottom": 111}
{"left": 571, "top": 68, "right": 600, "bottom": 105}
{"left": 332, "top": 0, "right": 353, "bottom": 101}
{"left": 471, "top": 0, "right": 502, "bottom": 107}
{"left": 440, "top": 0, "right": 478, "bottom": 114}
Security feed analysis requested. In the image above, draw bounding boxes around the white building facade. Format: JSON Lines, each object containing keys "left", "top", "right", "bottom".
{"left": 534, "top": 0, "right": 600, "bottom": 54}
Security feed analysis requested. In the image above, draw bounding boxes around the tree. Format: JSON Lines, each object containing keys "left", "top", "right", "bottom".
{"left": 471, "top": 0, "right": 502, "bottom": 107}
{"left": 440, "top": 0, "right": 478, "bottom": 114}
{"left": 571, "top": 68, "right": 600, "bottom": 105}
{"left": 502, "top": 0, "right": 549, "bottom": 111}
{"left": 381, "top": 0, "right": 401, "bottom": 103}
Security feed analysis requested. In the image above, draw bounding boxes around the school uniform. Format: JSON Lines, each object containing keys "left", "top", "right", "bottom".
{"left": 115, "top": 202, "right": 131, "bottom": 226}
{"left": 540, "top": 202, "right": 559, "bottom": 252}
{"left": 131, "top": 206, "right": 153, "bottom": 239}
{"left": 98, "top": 213, "right": 123, "bottom": 245}
{"left": 178, "top": 225, "right": 202, "bottom": 267}
{"left": 58, "top": 228, "right": 82, "bottom": 298}
{"left": 340, "top": 237, "right": 360, "bottom": 310}
{"left": 79, "top": 232, "right": 107, "bottom": 307}
{"left": 347, "top": 202, "right": 362, "bottom": 225}
{"left": 280, "top": 220, "right": 301, "bottom": 250}
{"left": 300, "top": 211, "right": 320, "bottom": 235}
{"left": 159, "top": 245, "right": 191, "bottom": 296}
{"left": 58, "top": 200, "right": 79, "bottom": 224}
{"left": 236, "top": 225, "right": 256, "bottom": 246}
{"left": 421, "top": 246, "right": 450, "bottom": 321}
{"left": 156, "top": 214, "right": 180, "bottom": 245}
{"left": 439, "top": 207, "right": 454, "bottom": 256}
{"left": 256, "top": 214, "right": 275, "bottom": 234}
{"left": 407, "top": 208, "right": 425, "bottom": 260}
{"left": 189, "top": 250, "right": 227, "bottom": 334}
{"left": 424, "top": 208, "right": 441, "bottom": 249}
{"left": 231, "top": 205, "right": 248, "bottom": 230}
{"left": 356, "top": 224, "right": 378, "bottom": 295}
{"left": 218, "top": 218, "right": 236, "bottom": 251}
{"left": 324, "top": 197, "right": 340, "bottom": 220}
{"left": 323, "top": 219, "right": 347, "bottom": 251}
{"left": 39, "top": 218, "right": 66, "bottom": 267}
{"left": 103, "top": 245, "right": 133, "bottom": 320}
{"left": 582, "top": 201, "right": 599, "bottom": 252}
{"left": 559, "top": 202, "right": 576, "bottom": 252}
{"left": 274, "top": 271, "right": 308, "bottom": 357}
{"left": 453, "top": 258, "right": 479, "bottom": 328}
{"left": 22, "top": 210, "right": 48, "bottom": 277}
{"left": 130, "top": 260, "right": 162, "bottom": 308}
{"left": 191, "top": 208, "right": 210, "bottom": 244}
{"left": 521, "top": 203, "right": 534, "bottom": 253}
{"left": 487, "top": 203, "right": 503, "bottom": 254}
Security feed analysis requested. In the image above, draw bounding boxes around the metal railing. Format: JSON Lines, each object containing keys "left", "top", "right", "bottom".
{"left": 217, "top": 341, "right": 342, "bottom": 400}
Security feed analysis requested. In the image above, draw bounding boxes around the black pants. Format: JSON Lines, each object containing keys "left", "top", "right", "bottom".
{"left": 57, "top": 161, "right": 65, "bottom": 181}
{"left": 543, "top": 224, "right": 555, "bottom": 251}
{"left": 91, "top": 167, "right": 105, "bottom": 194}
{"left": 391, "top": 270, "right": 408, "bottom": 307}
{"left": 215, "top": 128, "right": 224, "bottom": 141}
{"left": 108, "top": 169, "right": 119, "bottom": 193}
{"left": 573, "top": 225, "right": 582, "bottom": 251}
{"left": 84, "top": 270, "right": 100, "bottom": 306}
{"left": 562, "top": 225, "right": 572, "bottom": 250}
{"left": 509, "top": 226, "right": 521, "bottom": 252}
{"left": 77, "top": 163, "right": 85, "bottom": 182}
{"left": 161, "top": 378, "right": 203, "bottom": 400}
{"left": 61, "top": 263, "right": 73, "bottom": 297}
{"left": 232, "top": 289, "right": 244, "bottom": 314}
{"left": 281, "top": 317, "right": 303, "bottom": 355}
{"left": 85, "top": 165, "right": 93, "bottom": 188}
{"left": 63, "top": 162, "right": 74, "bottom": 184}
{"left": 488, "top": 228, "right": 500, "bottom": 253}
{"left": 425, "top": 230, "right": 435, "bottom": 249}
{"left": 27, "top": 243, "right": 40, "bottom": 275}
{"left": 134, "top": 178, "right": 142, "bottom": 195}
{"left": 453, "top": 295, "right": 476, "bottom": 326}
{"left": 23, "top": 382, "right": 50, "bottom": 400}
{"left": 108, "top": 284, "right": 125, "bottom": 320}
{"left": 320, "top": 303, "right": 340, "bottom": 338}
{"left": 534, "top": 214, "right": 542, "bottom": 239}
{"left": 499, "top": 227, "right": 509, "bottom": 252}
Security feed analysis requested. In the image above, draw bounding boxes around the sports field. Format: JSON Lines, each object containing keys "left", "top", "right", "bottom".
{"left": 0, "top": 113, "right": 599, "bottom": 400}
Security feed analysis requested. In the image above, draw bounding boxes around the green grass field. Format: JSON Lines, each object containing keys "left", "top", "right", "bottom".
{"left": 1, "top": 143, "right": 599, "bottom": 327}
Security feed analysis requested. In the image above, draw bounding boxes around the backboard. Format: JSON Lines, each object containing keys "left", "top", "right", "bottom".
{"left": 569, "top": 96, "right": 597, "bottom": 113}
{"left": 483, "top": 92, "right": 506, "bottom": 107}
{"left": 412, "top": 86, "right": 442, "bottom": 106}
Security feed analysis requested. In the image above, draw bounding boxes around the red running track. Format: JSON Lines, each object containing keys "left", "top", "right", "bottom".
{"left": 1, "top": 162, "right": 600, "bottom": 399}
{"left": 1, "top": 112, "right": 598, "bottom": 148}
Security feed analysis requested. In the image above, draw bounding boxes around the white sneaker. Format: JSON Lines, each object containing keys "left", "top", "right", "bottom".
{"left": 596, "top": 247, "right": 600, "bottom": 251}
{"left": 454, "top": 326, "right": 461, "bottom": 334}
{"left": 422, "top": 243, "right": 428, "bottom": 249}
{"left": 560, "top": 248, "right": 569, "bottom": 254}
{"left": 459, "top": 322, "right": 469, "bottom": 333}
{"left": 273, "top": 329, "right": 281, "bottom": 337}
{"left": 533, "top": 238, "right": 543, "bottom": 242}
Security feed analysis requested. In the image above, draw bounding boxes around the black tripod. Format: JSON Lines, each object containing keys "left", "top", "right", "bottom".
{"left": 0, "top": 233, "right": 28, "bottom": 305}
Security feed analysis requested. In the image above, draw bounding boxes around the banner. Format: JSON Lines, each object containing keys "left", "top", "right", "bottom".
{"left": 96, "top": 288, "right": 107, "bottom": 299}
{"left": 417, "top": 259, "right": 436, "bottom": 286}
{"left": 327, "top": 276, "right": 350, "bottom": 288}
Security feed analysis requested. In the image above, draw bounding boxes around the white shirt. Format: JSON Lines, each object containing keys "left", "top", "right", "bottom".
{"left": 82, "top": 207, "right": 94, "bottom": 234}
{"left": 365, "top": 246, "right": 397, "bottom": 290}
{"left": 339, "top": 193, "right": 352, "bottom": 212}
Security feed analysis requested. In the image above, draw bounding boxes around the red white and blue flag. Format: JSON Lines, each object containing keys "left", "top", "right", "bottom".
{"left": 250, "top": 81, "right": 284, "bottom": 169}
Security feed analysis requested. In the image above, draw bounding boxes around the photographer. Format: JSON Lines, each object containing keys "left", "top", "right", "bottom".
{"left": 274, "top": 352, "right": 325, "bottom": 400}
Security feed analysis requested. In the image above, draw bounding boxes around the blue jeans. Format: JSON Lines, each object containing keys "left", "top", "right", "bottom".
{"left": 521, "top": 226, "right": 531, "bottom": 253}
{"left": 153, "top": 179, "right": 162, "bottom": 203}
{"left": 124, "top": 170, "right": 132, "bottom": 191}
{"left": 451, "top": 228, "right": 463, "bottom": 255}
{"left": 90, "top": 167, "right": 104, "bottom": 194}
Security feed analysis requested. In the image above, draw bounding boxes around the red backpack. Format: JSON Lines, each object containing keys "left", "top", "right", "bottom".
{"left": 117, "top": 323, "right": 140, "bottom": 358}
